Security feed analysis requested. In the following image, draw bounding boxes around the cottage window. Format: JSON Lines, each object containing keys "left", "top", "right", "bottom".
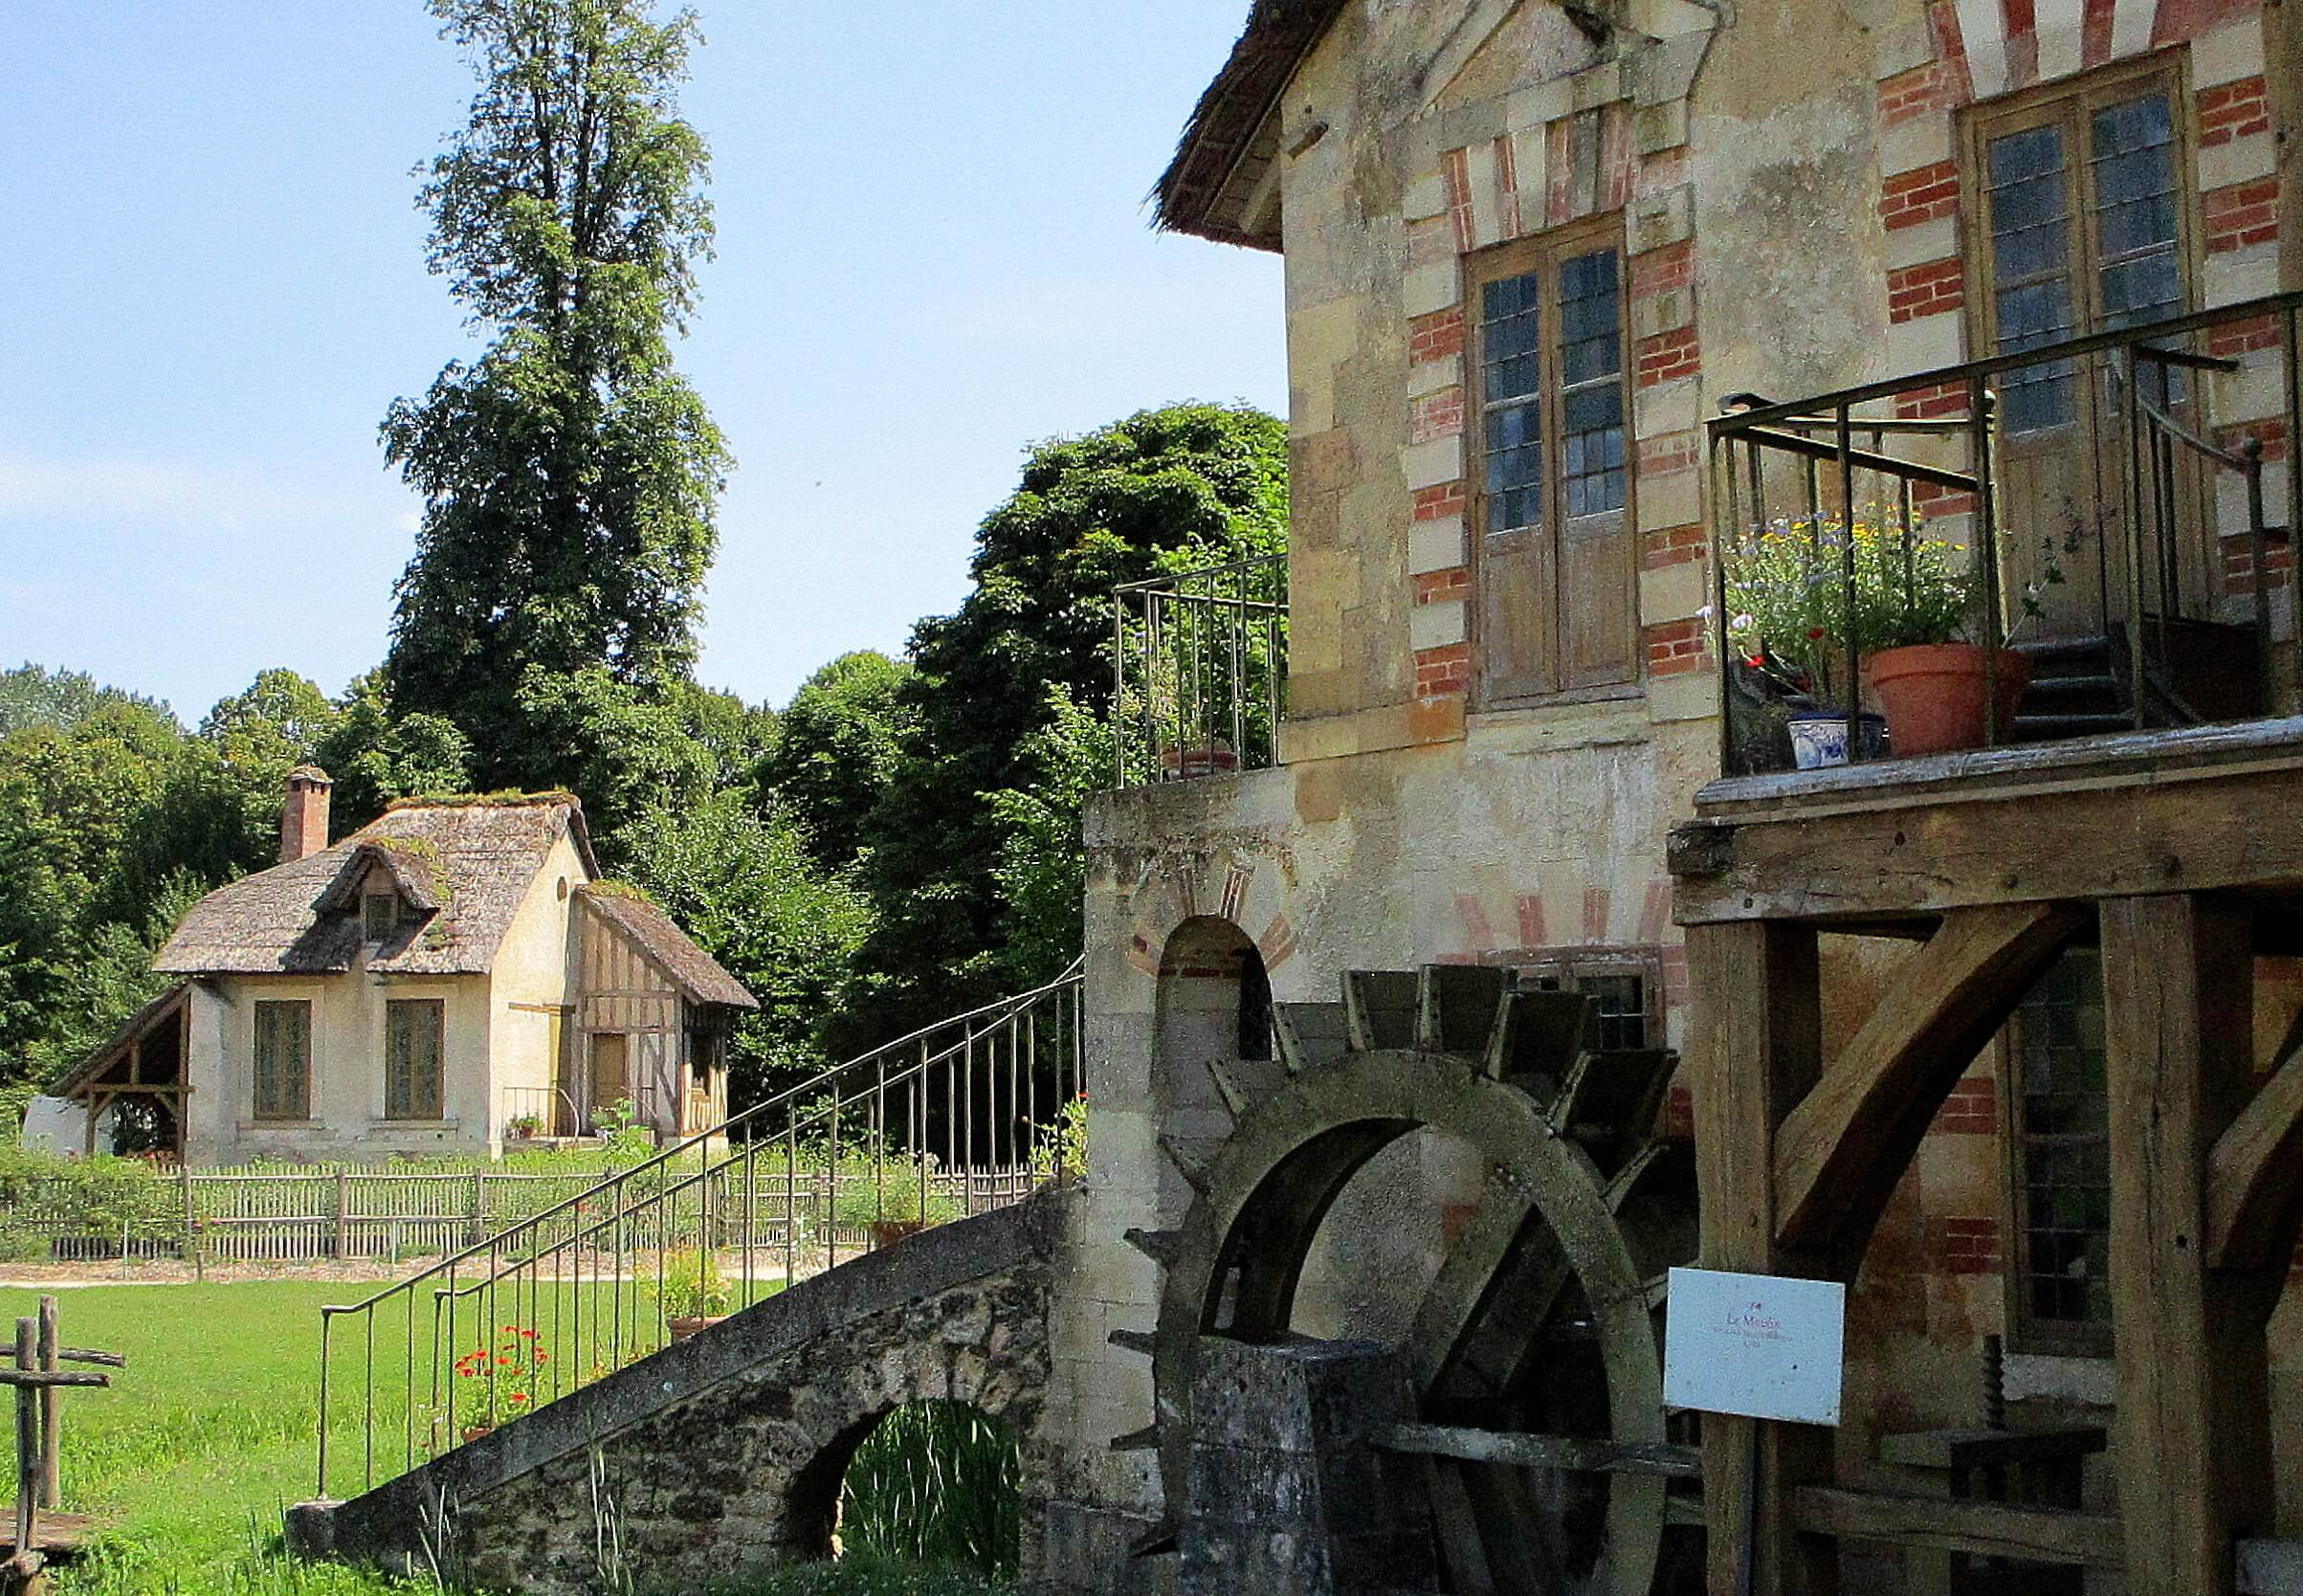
{"left": 1469, "top": 226, "right": 1637, "bottom": 704}
{"left": 1512, "top": 948, "right": 1664, "bottom": 1051}
{"left": 2004, "top": 950, "right": 2113, "bottom": 1356}
{"left": 253, "top": 1000, "right": 311, "bottom": 1121}
{"left": 386, "top": 999, "right": 445, "bottom": 1121}
{"left": 363, "top": 892, "right": 398, "bottom": 944}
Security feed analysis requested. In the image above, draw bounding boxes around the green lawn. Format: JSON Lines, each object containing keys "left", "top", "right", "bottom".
{"left": 0, "top": 1282, "right": 1008, "bottom": 1596}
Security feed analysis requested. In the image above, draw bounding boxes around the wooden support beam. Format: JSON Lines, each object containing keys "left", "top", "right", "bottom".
{"left": 1671, "top": 728, "right": 2303, "bottom": 926}
{"left": 1790, "top": 1487, "right": 2122, "bottom": 1568}
{"left": 1773, "top": 903, "right": 2078, "bottom": 1258}
{"left": 1688, "top": 921, "right": 1837, "bottom": 1596}
{"left": 1377, "top": 1423, "right": 1702, "bottom": 1478}
{"left": 2102, "top": 895, "right": 2273, "bottom": 1596}
{"left": 2207, "top": 999, "right": 2303, "bottom": 1271}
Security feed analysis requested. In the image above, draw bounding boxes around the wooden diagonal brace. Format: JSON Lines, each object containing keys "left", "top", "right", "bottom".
{"left": 2206, "top": 999, "right": 2303, "bottom": 1272}
{"left": 1774, "top": 902, "right": 2079, "bottom": 1255}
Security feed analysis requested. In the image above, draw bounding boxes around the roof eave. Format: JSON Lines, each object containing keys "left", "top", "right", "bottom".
{"left": 1153, "top": 0, "right": 1343, "bottom": 251}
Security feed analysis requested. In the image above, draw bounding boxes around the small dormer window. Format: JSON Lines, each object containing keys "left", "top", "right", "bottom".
{"left": 363, "top": 892, "right": 398, "bottom": 944}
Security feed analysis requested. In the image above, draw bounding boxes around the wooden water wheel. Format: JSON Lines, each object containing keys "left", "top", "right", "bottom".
{"left": 1114, "top": 964, "right": 1701, "bottom": 1594}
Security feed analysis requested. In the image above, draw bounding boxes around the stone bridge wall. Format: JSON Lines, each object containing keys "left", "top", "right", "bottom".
{"left": 291, "top": 1191, "right": 1069, "bottom": 1596}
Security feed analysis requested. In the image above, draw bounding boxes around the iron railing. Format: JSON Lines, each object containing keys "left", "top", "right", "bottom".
{"left": 1708, "top": 290, "right": 2301, "bottom": 775}
{"left": 313, "top": 960, "right": 1084, "bottom": 1499}
{"left": 1113, "top": 552, "right": 1287, "bottom": 788}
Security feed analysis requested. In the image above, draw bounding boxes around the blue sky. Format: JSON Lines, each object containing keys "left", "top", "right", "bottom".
{"left": 0, "top": 3, "right": 1285, "bottom": 721}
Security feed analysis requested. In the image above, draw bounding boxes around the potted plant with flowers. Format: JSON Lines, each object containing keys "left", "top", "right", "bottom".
{"left": 1724, "top": 508, "right": 2053, "bottom": 762}
{"left": 648, "top": 1247, "right": 734, "bottom": 1340}
{"left": 449, "top": 1323, "right": 549, "bottom": 1442}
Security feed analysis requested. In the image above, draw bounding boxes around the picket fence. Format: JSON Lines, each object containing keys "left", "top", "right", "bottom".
{"left": 0, "top": 1162, "right": 1044, "bottom": 1268}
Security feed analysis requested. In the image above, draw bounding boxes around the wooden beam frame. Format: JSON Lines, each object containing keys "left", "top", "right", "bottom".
{"left": 1773, "top": 903, "right": 2079, "bottom": 1258}
{"left": 1790, "top": 1487, "right": 2121, "bottom": 1568}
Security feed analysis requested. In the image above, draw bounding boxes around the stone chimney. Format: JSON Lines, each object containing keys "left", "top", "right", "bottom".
{"left": 280, "top": 765, "right": 334, "bottom": 864}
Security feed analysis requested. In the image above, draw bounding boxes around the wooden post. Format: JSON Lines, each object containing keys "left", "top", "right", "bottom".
{"left": 470, "top": 1170, "right": 487, "bottom": 1247}
{"left": 12, "top": 1319, "right": 35, "bottom": 1558}
{"left": 1688, "top": 921, "right": 1838, "bottom": 1596}
{"left": 178, "top": 1164, "right": 201, "bottom": 1284}
{"left": 332, "top": 1171, "right": 349, "bottom": 1260}
{"left": 33, "top": 1303, "right": 55, "bottom": 1513}
{"left": 2100, "top": 895, "right": 2271, "bottom": 1596}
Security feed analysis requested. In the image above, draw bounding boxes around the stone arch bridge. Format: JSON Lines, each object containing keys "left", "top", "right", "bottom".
{"left": 288, "top": 1193, "right": 1066, "bottom": 1596}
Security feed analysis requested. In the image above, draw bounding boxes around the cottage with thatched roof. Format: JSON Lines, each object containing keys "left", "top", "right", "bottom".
{"left": 58, "top": 770, "right": 755, "bottom": 1164}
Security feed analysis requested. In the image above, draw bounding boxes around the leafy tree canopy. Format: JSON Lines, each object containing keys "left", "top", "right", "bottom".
{"left": 0, "top": 665, "right": 174, "bottom": 741}
{"left": 757, "top": 651, "right": 916, "bottom": 871}
{"left": 383, "top": 0, "right": 729, "bottom": 780}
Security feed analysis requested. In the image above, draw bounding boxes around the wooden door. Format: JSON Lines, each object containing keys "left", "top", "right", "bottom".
{"left": 588, "top": 1033, "right": 630, "bottom": 1123}
{"left": 1970, "top": 68, "right": 2204, "bottom": 640}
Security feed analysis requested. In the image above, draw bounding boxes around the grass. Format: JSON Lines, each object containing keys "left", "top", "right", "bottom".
{"left": 0, "top": 1283, "right": 1012, "bottom": 1596}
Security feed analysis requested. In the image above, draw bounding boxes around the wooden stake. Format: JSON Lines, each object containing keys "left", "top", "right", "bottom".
{"left": 13, "top": 1319, "right": 35, "bottom": 1560}
{"left": 33, "top": 1304, "right": 55, "bottom": 1513}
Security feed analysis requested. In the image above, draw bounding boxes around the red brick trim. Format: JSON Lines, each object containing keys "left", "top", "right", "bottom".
{"left": 1413, "top": 481, "right": 1468, "bottom": 522}
{"left": 1935, "top": 1216, "right": 2002, "bottom": 1275}
{"left": 2197, "top": 75, "right": 2270, "bottom": 148}
{"left": 1413, "top": 566, "right": 1471, "bottom": 605}
{"left": 1888, "top": 256, "right": 1965, "bottom": 322}
{"left": 1881, "top": 160, "right": 1960, "bottom": 231}
{"left": 1410, "top": 386, "right": 1466, "bottom": 445}
{"left": 1644, "top": 617, "right": 1711, "bottom": 676}
{"left": 1635, "top": 325, "right": 1700, "bottom": 388}
{"left": 1410, "top": 307, "right": 1466, "bottom": 365}
{"left": 1413, "top": 642, "right": 1471, "bottom": 698}
{"left": 1935, "top": 1075, "right": 1998, "bottom": 1134}
{"left": 1642, "top": 523, "right": 1707, "bottom": 570}
{"left": 2204, "top": 178, "right": 2280, "bottom": 254}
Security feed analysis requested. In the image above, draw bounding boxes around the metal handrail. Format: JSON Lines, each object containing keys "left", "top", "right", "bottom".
{"left": 1113, "top": 550, "right": 1288, "bottom": 788}
{"left": 314, "top": 960, "right": 1085, "bottom": 1497}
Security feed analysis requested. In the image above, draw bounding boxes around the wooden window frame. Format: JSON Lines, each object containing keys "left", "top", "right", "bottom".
{"left": 1465, "top": 216, "right": 1640, "bottom": 711}
{"left": 362, "top": 892, "right": 398, "bottom": 945}
{"left": 1996, "top": 953, "right": 2115, "bottom": 1360}
{"left": 385, "top": 998, "right": 446, "bottom": 1122}
{"left": 1960, "top": 54, "right": 2203, "bottom": 382}
{"left": 252, "top": 1000, "right": 311, "bottom": 1122}
{"left": 1506, "top": 945, "right": 1666, "bottom": 1051}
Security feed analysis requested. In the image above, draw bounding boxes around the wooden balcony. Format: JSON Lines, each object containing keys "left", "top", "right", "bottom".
{"left": 1706, "top": 291, "right": 2303, "bottom": 779}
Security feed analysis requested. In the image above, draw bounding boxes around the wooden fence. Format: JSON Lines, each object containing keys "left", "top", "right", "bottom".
{"left": 0, "top": 1162, "right": 1046, "bottom": 1267}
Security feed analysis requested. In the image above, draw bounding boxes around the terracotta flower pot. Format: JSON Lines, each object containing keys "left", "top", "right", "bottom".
{"left": 461, "top": 1424, "right": 494, "bottom": 1443}
{"left": 1868, "top": 643, "right": 2030, "bottom": 757}
{"left": 667, "top": 1315, "right": 730, "bottom": 1341}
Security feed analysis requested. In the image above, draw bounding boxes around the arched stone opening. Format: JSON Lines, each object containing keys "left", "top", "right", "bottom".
{"left": 825, "top": 1399, "right": 1024, "bottom": 1577}
{"left": 1153, "top": 917, "right": 1273, "bottom": 1206}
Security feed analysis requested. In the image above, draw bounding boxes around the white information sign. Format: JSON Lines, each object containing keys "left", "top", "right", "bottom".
{"left": 1662, "top": 1267, "right": 1846, "bottom": 1427}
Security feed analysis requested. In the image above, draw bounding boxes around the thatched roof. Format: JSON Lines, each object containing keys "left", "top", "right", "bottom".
{"left": 577, "top": 885, "right": 757, "bottom": 1010}
{"left": 1154, "top": 0, "right": 1345, "bottom": 250}
{"left": 155, "top": 796, "right": 599, "bottom": 979}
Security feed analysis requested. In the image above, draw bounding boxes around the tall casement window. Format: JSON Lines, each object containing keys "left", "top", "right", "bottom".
{"left": 1470, "top": 227, "right": 1636, "bottom": 705}
{"left": 253, "top": 1000, "right": 311, "bottom": 1121}
{"left": 2004, "top": 951, "right": 2113, "bottom": 1356}
{"left": 385, "top": 999, "right": 446, "bottom": 1121}
{"left": 1967, "top": 65, "right": 2195, "bottom": 633}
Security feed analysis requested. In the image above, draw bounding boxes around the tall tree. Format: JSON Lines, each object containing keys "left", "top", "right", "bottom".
{"left": 842, "top": 404, "right": 1287, "bottom": 1046}
{"left": 382, "top": 0, "right": 729, "bottom": 784}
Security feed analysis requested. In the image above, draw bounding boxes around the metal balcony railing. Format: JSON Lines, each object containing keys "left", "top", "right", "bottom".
{"left": 1707, "top": 291, "right": 2301, "bottom": 776}
{"left": 1112, "top": 552, "right": 1287, "bottom": 788}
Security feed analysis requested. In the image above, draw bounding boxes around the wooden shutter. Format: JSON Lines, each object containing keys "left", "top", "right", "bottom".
{"left": 254, "top": 1001, "right": 310, "bottom": 1120}
{"left": 1555, "top": 244, "right": 1636, "bottom": 688}
{"left": 1475, "top": 255, "right": 1561, "bottom": 701}
{"left": 1471, "top": 226, "right": 1636, "bottom": 705}
{"left": 387, "top": 1000, "right": 444, "bottom": 1121}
